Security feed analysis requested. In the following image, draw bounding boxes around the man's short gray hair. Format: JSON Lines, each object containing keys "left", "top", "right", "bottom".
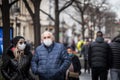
{"left": 41, "top": 31, "right": 55, "bottom": 40}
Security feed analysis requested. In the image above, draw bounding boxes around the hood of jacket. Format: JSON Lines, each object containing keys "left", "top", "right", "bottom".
{"left": 95, "top": 37, "right": 104, "bottom": 43}
{"left": 113, "top": 37, "right": 120, "bottom": 43}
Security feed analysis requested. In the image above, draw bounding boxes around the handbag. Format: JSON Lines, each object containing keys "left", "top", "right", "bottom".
{"left": 68, "top": 72, "right": 79, "bottom": 78}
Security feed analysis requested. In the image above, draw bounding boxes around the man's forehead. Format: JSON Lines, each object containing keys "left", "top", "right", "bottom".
{"left": 67, "top": 48, "right": 72, "bottom": 51}
{"left": 44, "top": 33, "right": 51, "bottom": 36}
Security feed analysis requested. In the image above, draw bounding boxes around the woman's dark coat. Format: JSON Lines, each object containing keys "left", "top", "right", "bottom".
{"left": 68, "top": 55, "right": 81, "bottom": 80}
{"left": 1, "top": 44, "right": 33, "bottom": 80}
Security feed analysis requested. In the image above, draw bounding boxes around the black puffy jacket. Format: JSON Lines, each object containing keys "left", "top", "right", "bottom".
{"left": 110, "top": 38, "right": 120, "bottom": 69}
{"left": 1, "top": 45, "right": 33, "bottom": 80}
{"left": 88, "top": 37, "right": 111, "bottom": 69}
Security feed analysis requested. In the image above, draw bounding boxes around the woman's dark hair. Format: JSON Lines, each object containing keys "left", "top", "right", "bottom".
{"left": 11, "top": 36, "right": 24, "bottom": 46}
{"left": 67, "top": 46, "right": 74, "bottom": 51}
{"left": 24, "top": 43, "right": 31, "bottom": 54}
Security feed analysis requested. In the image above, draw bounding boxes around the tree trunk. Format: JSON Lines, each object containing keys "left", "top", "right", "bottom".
{"left": 55, "top": 0, "right": 59, "bottom": 42}
{"left": 1, "top": 0, "right": 10, "bottom": 55}
{"left": 98, "top": 18, "right": 101, "bottom": 31}
{"left": 81, "top": 13, "right": 85, "bottom": 40}
{"left": 22, "top": 0, "right": 42, "bottom": 48}
{"left": 33, "top": 2, "right": 41, "bottom": 48}
{"left": 98, "top": 25, "right": 101, "bottom": 31}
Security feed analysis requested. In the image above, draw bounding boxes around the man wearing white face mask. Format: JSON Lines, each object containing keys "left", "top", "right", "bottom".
{"left": 31, "top": 31, "right": 71, "bottom": 80}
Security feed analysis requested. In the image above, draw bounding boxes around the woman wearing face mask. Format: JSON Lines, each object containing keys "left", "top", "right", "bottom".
{"left": 66, "top": 47, "right": 81, "bottom": 80}
{"left": 1, "top": 36, "right": 34, "bottom": 80}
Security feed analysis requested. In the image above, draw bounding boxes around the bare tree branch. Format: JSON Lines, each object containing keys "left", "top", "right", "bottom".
{"left": 75, "top": 6, "right": 81, "bottom": 13}
{"left": 66, "top": 12, "right": 82, "bottom": 24}
{"left": 74, "top": 0, "right": 90, "bottom": 13}
{"left": 23, "top": 0, "right": 34, "bottom": 18}
{"left": 40, "top": 9, "right": 55, "bottom": 22}
{"left": 83, "top": 0, "right": 90, "bottom": 12}
{"left": 59, "top": 0, "right": 74, "bottom": 13}
{"left": 9, "top": 0, "right": 19, "bottom": 8}
{"left": 72, "top": 4, "right": 80, "bottom": 13}
{"left": 99, "top": 0, "right": 106, "bottom": 7}
{"left": 83, "top": 4, "right": 89, "bottom": 12}
{"left": 75, "top": 2, "right": 83, "bottom": 13}
{"left": 74, "top": 0, "right": 82, "bottom": 4}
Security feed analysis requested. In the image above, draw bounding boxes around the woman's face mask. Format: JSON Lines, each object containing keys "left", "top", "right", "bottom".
{"left": 17, "top": 39, "right": 26, "bottom": 50}
{"left": 17, "top": 43, "right": 26, "bottom": 50}
{"left": 69, "top": 53, "right": 74, "bottom": 57}
{"left": 67, "top": 48, "right": 74, "bottom": 57}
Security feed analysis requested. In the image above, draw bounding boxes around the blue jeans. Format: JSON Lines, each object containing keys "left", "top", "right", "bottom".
{"left": 110, "top": 69, "right": 120, "bottom": 80}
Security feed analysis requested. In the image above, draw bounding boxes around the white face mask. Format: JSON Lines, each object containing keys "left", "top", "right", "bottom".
{"left": 17, "top": 43, "right": 26, "bottom": 50}
{"left": 43, "top": 39, "right": 53, "bottom": 47}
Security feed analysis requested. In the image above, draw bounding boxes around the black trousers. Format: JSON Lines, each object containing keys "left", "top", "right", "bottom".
{"left": 91, "top": 67, "right": 108, "bottom": 80}
{"left": 84, "top": 59, "right": 90, "bottom": 73}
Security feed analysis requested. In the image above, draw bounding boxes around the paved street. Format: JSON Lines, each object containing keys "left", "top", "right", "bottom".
{"left": 80, "top": 69, "right": 91, "bottom": 80}
{"left": 80, "top": 69, "right": 111, "bottom": 80}
{"left": 80, "top": 73, "right": 91, "bottom": 80}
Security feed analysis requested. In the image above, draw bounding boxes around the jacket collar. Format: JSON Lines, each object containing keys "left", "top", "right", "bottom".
{"left": 43, "top": 42, "right": 55, "bottom": 53}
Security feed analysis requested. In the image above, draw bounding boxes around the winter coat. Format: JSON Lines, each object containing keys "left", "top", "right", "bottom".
{"left": 88, "top": 37, "right": 111, "bottom": 69}
{"left": 1, "top": 45, "right": 33, "bottom": 80}
{"left": 81, "top": 44, "right": 89, "bottom": 60}
{"left": 68, "top": 55, "right": 81, "bottom": 80}
{"left": 31, "top": 42, "right": 71, "bottom": 80}
{"left": 109, "top": 37, "right": 120, "bottom": 69}
{"left": 71, "top": 55, "right": 81, "bottom": 74}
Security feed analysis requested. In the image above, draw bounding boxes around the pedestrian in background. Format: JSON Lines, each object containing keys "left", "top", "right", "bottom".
{"left": 66, "top": 47, "right": 81, "bottom": 80}
{"left": 88, "top": 31, "right": 111, "bottom": 80}
{"left": 76, "top": 39, "right": 84, "bottom": 54}
{"left": 1, "top": 36, "right": 34, "bottom": 80}
{"left": 76, "top": 37, "right": 84, "bottom": 57}
{"left": 81, "top": 39, "right": 90, "bottom": 73}
{"left": 31, "top": 31, "right": 71, "bottom": 80}
{"left": 109, "top": 35, "right": 120, "bottom": 80}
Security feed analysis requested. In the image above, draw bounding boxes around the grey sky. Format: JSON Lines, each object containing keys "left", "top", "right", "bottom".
{"left": 40, "top": 0, "right": 120, "bottom": 26}
{"left": 108, "top": 0, "right": 120, "bottom": 18}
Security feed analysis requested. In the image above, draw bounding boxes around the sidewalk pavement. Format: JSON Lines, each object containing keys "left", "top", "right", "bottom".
{"left": 80, "top": 69, "right": 111, "bottom": 80}
{"left": 80, "top": 69, "right": 91, "bottom": 80}
{"left": 32, "top": 69, "right": 110, "bottom": 80}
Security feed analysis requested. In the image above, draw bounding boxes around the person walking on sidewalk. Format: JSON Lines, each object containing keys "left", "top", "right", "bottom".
{"left": 88, "top": 31, "right": 111, "bottom": 80}
{"left": 81, "top": 39, "right": 90, "bottom": 73}
{"left": 66, "top": 47, "right": 81, "bottom": 80}
{"left": 1, "top": 36, "right": 34, "bottom": 80}
{"left": 31, "top": 31, "right": 71, "bottom": 80}
{"left": 109, "top": 35, "right": 120, "bottom": 80}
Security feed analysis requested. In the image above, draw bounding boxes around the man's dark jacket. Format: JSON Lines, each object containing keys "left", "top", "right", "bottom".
{"left": 109, "top": 37, "right": 120, "bottom": 69}
{"left": 88, "top": 37, "right": 111, "bottom": 69}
